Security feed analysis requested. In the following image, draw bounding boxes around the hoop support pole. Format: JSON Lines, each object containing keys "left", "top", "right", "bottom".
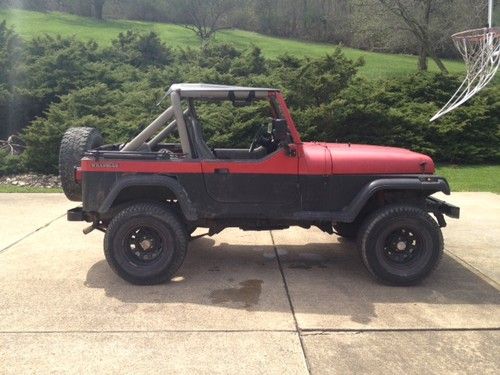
{"left": 489, "top": 0, "right": 493, "bottom": 28}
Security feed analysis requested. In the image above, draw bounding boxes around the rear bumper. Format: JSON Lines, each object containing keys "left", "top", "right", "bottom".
{"left": 426, "top": 196, "right": 460, "bottom": 219}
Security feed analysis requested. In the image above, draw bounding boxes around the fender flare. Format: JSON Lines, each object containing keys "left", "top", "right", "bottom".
{"left": 343, "top": 176, "right": 451, "bottom": 222}
{"left": 98, "top": 175, "right": 198, "bottom": 221}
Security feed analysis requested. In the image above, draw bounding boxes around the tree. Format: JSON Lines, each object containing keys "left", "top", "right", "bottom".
{"left": 109, "top": 30, "right": 174, "bottom": 67}
{"left": 0, "top": 21, "right": 24, "bottom": 139}
{"left": 375, "top": 0, "right": 448, "bottom": 72}
{"left": 176, "top": 0, "right": 237, "bottom": 42}
{"left": 76, "top": 0, "right": 92, "bottom": 17}
{"left": 91, "top": 0, "right": 105, "bottom": 20}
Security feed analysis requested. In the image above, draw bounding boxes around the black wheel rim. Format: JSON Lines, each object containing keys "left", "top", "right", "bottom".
{"left": 382, "top": 227, "right": 422, "bottom": 265}
{"left": 124, "top": 226, "right": 165, "bottom": 265}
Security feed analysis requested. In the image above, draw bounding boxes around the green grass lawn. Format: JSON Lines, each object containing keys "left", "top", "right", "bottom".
{"left": 0, "top": 165, "right": 497, "bottom": 193}
{"left": 0, "top": 185, "right": 62, "bottom": 193}
{"left": 0, "top": 8, "right": 464, "bottom": 79}
{"left": 436, "top": 165, "right": 500, "bottom": 193}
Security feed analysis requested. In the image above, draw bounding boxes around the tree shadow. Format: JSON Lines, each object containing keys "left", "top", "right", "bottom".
{"left": 85, "top": 236, "right": 500, "bottom": 325}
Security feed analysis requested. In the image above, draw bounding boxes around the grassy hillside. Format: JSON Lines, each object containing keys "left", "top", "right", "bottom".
{"left": 0, "top": 8, "right": 464, "bottom": 79}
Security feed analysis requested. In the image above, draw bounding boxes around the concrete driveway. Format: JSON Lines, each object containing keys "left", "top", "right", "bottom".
{"left": 0, "top": 193, "right": 499, "bottom": 374}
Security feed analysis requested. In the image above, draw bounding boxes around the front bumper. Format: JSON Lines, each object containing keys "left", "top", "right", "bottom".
{"left": 426, "top": 196, "right": 460, "bottom": 227}
{"left": 426, "top": 196, "right": 460, "bottom": 219}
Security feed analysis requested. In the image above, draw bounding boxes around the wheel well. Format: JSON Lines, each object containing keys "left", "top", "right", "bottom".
{"left": 355, "top": 189, "right": 429, "bottom": 223}
{"left": 112, "top": 185, "right": 178, "bottom": 206}
{"left": 377, "top": 189, "right": 428, "bottom": 206}
{"left": 104, "top": 185, "right": 184, "bottom": 223}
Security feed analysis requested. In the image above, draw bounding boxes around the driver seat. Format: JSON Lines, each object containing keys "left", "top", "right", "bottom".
{"left": 185, "top": 115, "right": 215, "bottom": 159}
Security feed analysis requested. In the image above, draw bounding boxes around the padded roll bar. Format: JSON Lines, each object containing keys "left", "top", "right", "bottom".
{"left": 170, "top": 91, "right": 191, "bottom": 157}
{"left": 121, "top": 106, "right": 174, "bottom": 152}
{"left": 147, "top": 109, "right": 189, "bottom": 148}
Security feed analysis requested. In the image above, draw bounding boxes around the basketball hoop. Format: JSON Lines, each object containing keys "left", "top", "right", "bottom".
{"left": 430, "top": 0, "right": 499, "bottom": 121}
{"left": 430, "top": 27, "right": 500, "bottom": 121}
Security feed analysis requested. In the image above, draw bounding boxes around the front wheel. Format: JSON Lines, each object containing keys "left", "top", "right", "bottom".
{"left": 358, "top": 205, "right": 443, "bottom": 285}
{"left": 104, "top": 202, "right": 187, "bottom": 285}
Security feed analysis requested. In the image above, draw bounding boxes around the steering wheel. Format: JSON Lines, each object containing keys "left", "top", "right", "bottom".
{"left": 249, "top": 125, "right": 266, "bottom": 152}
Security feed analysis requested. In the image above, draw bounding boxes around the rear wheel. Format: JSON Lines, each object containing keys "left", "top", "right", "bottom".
{"left": 59, "top": 127, "right": 102, "bottom": 201}
{"left": 358, "top": 205, "right": 443, "bottom": 285}
{"left": 104, "top": 202, "right": 187, "bottom": 285}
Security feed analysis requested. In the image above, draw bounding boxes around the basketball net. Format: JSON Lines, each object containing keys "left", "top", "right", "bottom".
{"left": 430, "top": 1, "right": 499, "bottom": 121}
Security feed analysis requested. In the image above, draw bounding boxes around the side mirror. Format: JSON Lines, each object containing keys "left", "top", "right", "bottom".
{"left": 286, "top": 143, "right": 297, "bottom": 157}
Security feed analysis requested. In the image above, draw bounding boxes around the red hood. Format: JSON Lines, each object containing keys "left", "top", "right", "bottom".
{"left": 300, "top": 142, "right": 435, "bottom": 175}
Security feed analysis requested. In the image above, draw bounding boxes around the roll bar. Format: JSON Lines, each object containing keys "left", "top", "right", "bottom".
{"left": 121, "top": 91, "right": 192, "bottom": 157}
{"left": 170, "top": 91, "right": 191, "bottom": 157}
{"left": 147, "top": 108, "right": 189, "bottom": 148}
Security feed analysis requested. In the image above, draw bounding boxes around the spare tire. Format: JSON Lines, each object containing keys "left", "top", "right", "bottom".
{"left": 59, "top": 127, "right": 103, "bottom": 201}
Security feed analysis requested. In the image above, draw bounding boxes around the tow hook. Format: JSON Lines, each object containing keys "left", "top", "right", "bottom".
{"left": 83, "top": 223, "right": 96, "bottom": 235}
{"left": 83, "top": 222, "right": 106, "bottom": 235}
{"left": 433, "top": 212, "right": 447, "bottom": 228}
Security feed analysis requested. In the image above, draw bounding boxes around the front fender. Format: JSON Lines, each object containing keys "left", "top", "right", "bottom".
{"left": 343, "top": 176, "right": 451, "bottom": 222}
{"left": 98, "top": 175, "right": 198, "bottom": 220}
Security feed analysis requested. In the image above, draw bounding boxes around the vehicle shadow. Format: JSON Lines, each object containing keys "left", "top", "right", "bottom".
{"left": 85, "top": 236, "right": 500, "bottom": 324}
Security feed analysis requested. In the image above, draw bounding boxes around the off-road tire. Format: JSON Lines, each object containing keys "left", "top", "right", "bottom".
{"left": 104, "top": 202, "right": 187, "bottom": 285}
{"left": 59, "top": 127, "right": 103, "bottom": 201}
{"left": 358, "top": 205, "right": 443, "bottom": 286}
{"left": 333, "top": 222, "right": 359, "bottom": 240}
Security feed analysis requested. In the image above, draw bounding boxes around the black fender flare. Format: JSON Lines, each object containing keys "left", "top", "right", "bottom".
{"left": 343, "top": 176, "right": 451, "bottom": 222}
{"left": 98, "top": 175, "right": 198, "bottom": 221}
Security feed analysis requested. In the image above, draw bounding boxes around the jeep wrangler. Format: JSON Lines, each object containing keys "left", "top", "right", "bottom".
{"left": 60, "top": 83, "right": 459, "bottom": 285}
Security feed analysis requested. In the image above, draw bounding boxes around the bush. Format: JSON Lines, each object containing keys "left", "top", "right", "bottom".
{"left": 293, "top": 74, "right": 499, "bottom": 163}
{"left": 107, "top": 30, "right": 175, "bottom": 68}
{"left": 0, "top": 150, "right": 25, "bottom": 175}
{"left": 23, "top": 83, "right": 162, "bottom": 173}
{"left": 0, "top": 27, "right": 496, "bottom": 173}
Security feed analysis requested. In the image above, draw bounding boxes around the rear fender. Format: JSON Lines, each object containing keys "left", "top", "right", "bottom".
{"left": 98, "top": 175, "right": 198, "bottom": 221}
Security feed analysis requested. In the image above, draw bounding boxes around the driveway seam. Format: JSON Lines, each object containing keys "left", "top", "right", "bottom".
{"left": 2, "top": 327, "right": 498, "bottom": 335}
{"left": 0, "top": 213, "right": 66, "bottom": 255}
{"left": 0, "top": 329, "right": 298, "bottom": 334}
{"left": 444, "top": 249, "right": 500, "bottom": 290}
{"left": 270, "top": 231, "right": 311, "bottom": 375}
{"left": 0, "top": 327, "right": 500, "bottom": 336}
{"left": 300, "top": 327, "right": 500, "bottom": 335}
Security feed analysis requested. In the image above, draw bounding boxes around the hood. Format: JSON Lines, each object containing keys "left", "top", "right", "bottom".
{"left": 304, "top": 143, "right": 435, "bottom": 174}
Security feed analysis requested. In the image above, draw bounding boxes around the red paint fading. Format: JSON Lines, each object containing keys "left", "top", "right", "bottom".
{"left": 80, "top": 158, "right": 203, "bottom": 174}
{"left": 202, "top": 149, "right": 298, "bottom": 175}
{"left": 297, "top": 142, "right": 331, "bottom": 175}
{"left": 298, "top": 143, "right": 434, "bottom": 175}
{"left": 327, "top": 143, "right": 435, "bottom": 174}
{"left": 80, "top": 151, "right": 299, "bottom": 175}
{"left": 81, "top": 142, "right": 434, "bottom": 176}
